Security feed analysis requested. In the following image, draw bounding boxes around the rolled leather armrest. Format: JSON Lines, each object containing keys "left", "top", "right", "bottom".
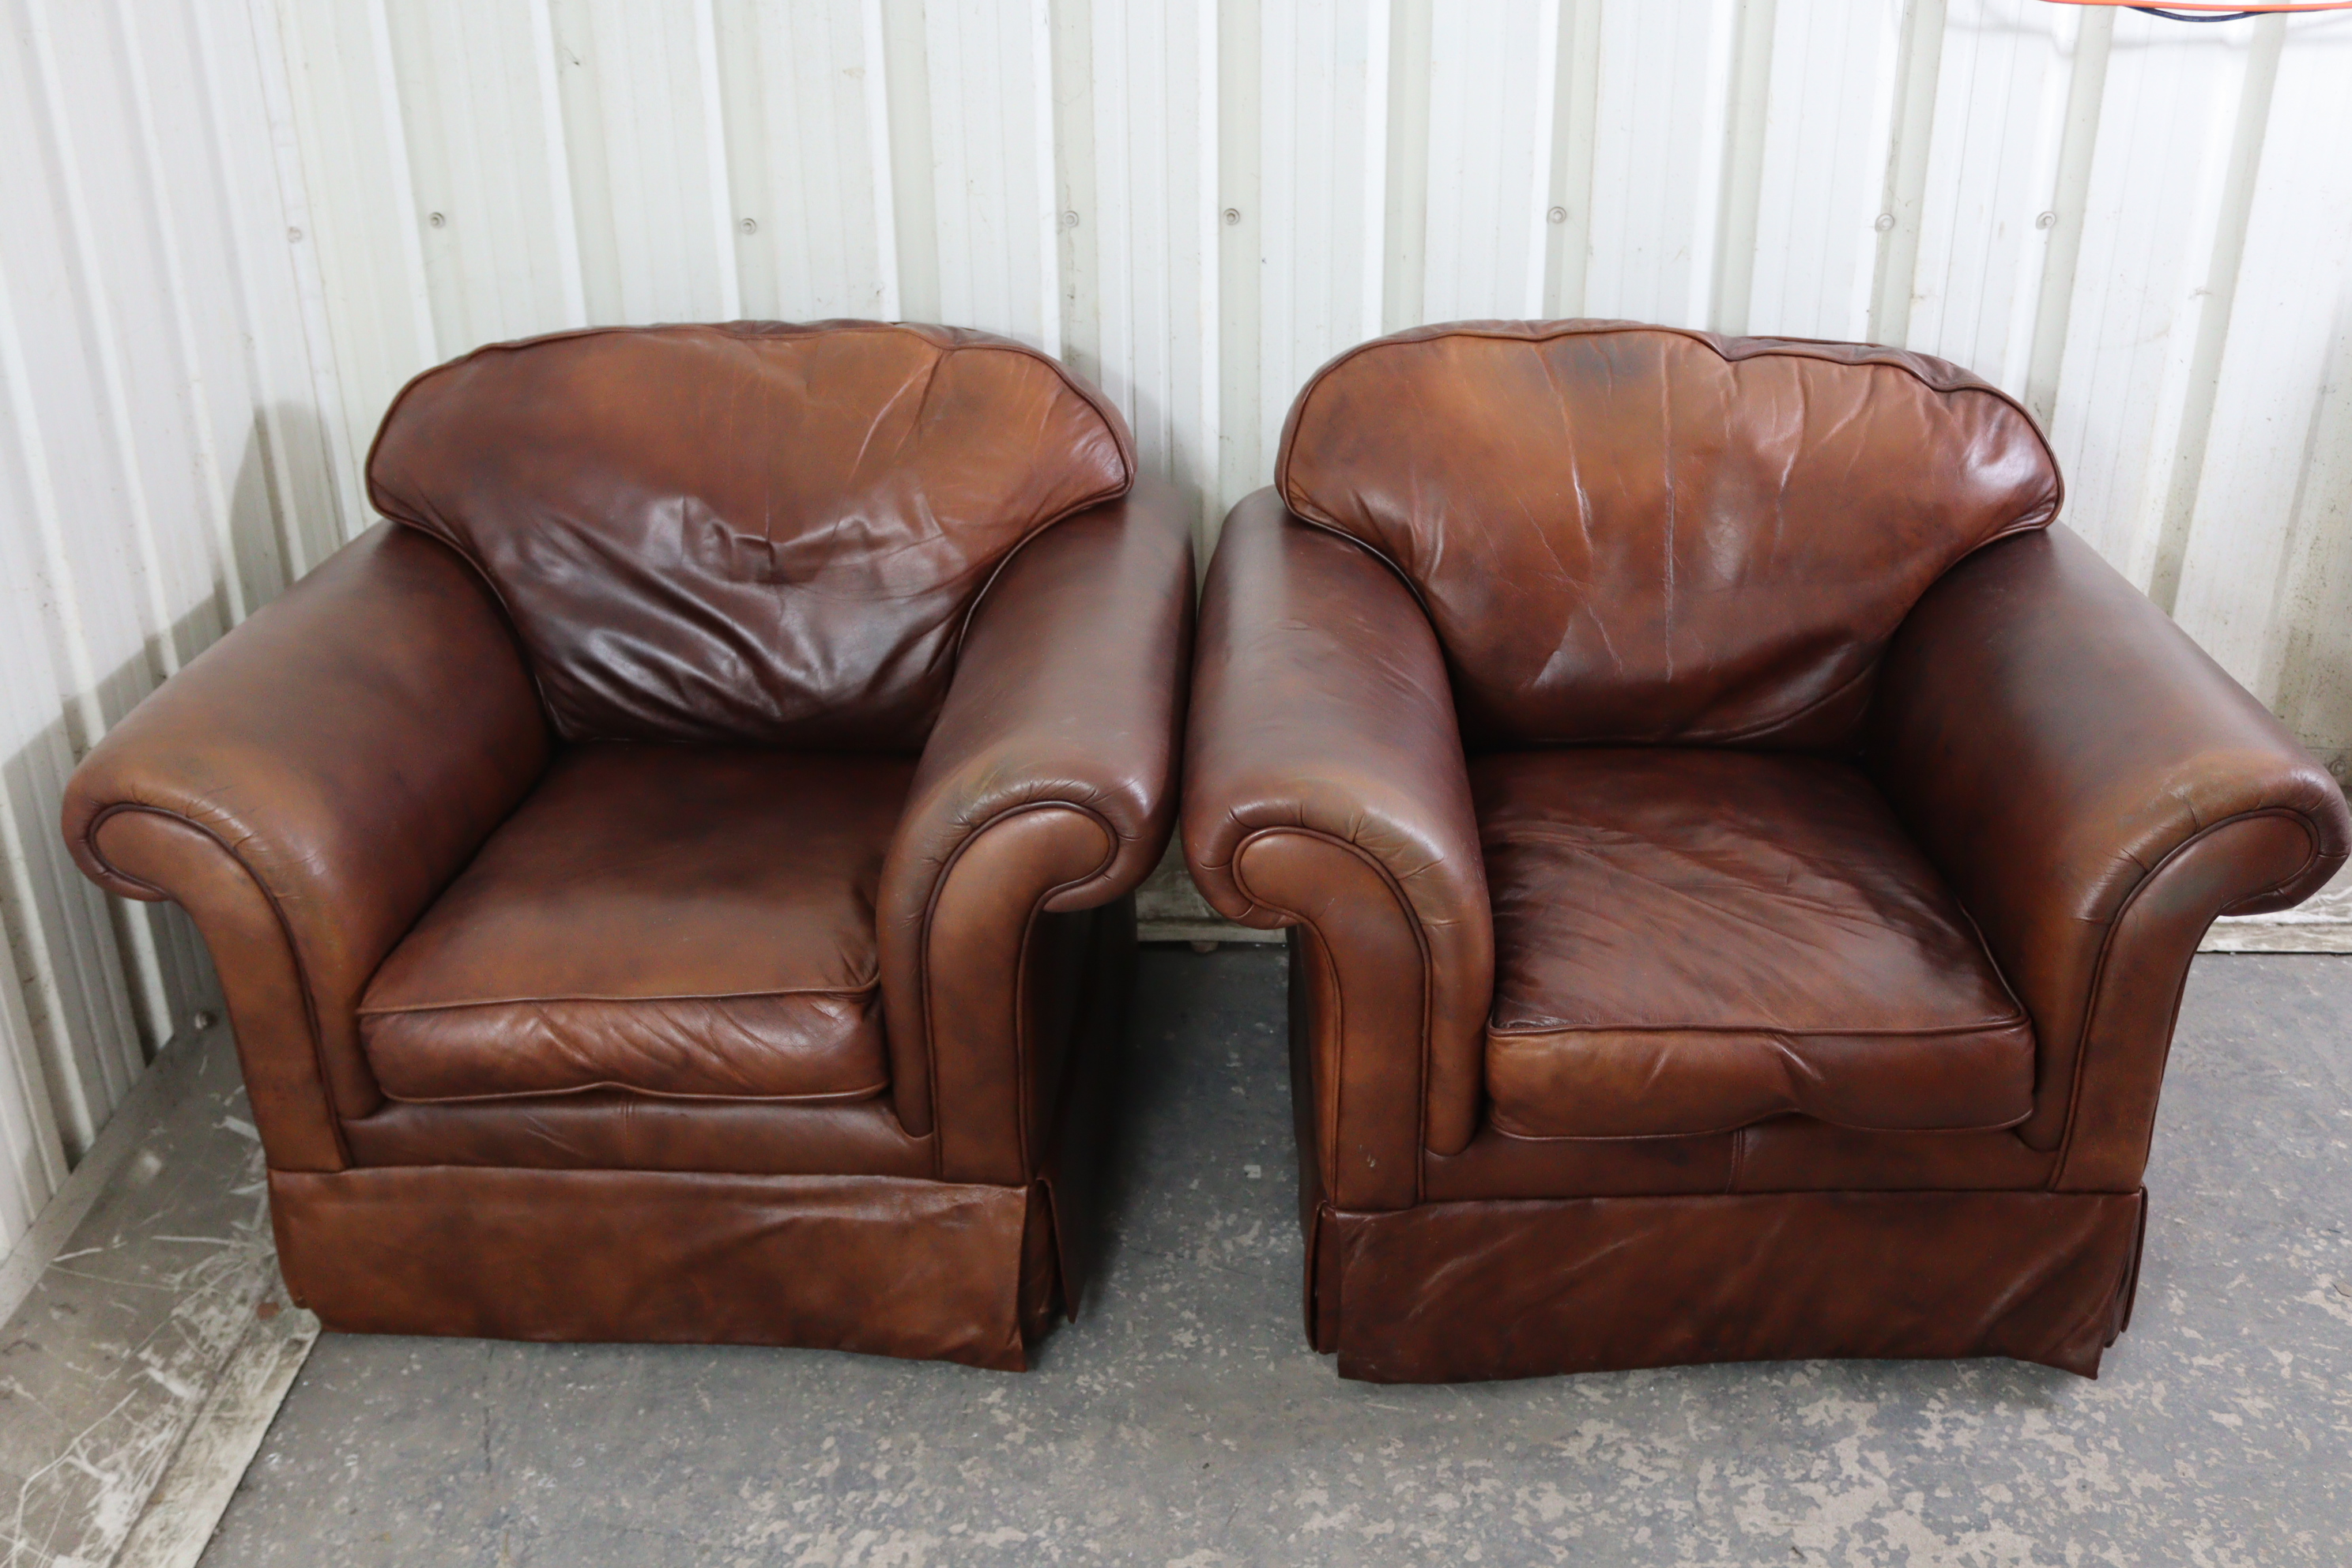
{"left": 62, "top": 522, "right": 551, "bottom": 1170}
{"left": 1182, "top": 489, "right": 1493, "bottom": 1200}
{"left": 879, "top": 479, "right": 1193, "bottom": 1178}
{"left": 1869, "top": 524, "right": 2349, "bottom": 1190}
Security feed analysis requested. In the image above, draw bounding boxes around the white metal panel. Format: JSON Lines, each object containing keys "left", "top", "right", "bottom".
{"left": 273, "top": 0, "right": 439, "bottom": 505}
{"left": 1743, "top": 0, "right": 1905, "bottom": 341}
{"left": 922, "top": 0, "right": 1060, "bottom": 353}
{"left": 1583, "top": 0, "right": 1739, "bottom": 330}
{"left": 1422, "top": 0, "right": 1559, "bottom": 324}
{"left": 718, "top": 0, "right": 893, "bottom": 322}
{"left": 2171, "top": 13, "right": 2352, "bottom": 705}
{"left": 2042, "top": 12, "right": 2264, "bottom": 586}
{"left": 552, "top": 0, "right": 740, "bottom": 330}
{"left": 384, "top": 1, "right": 587, "bottom": 352}
{"left": 1250, "top": 0, "right": 1385, "bottom": 470}
{"left": 0, "top": 0, "right": 345, "bottom": 1255}
{"left": 1077, "top": 0, "right": 1218, "bottom": 545}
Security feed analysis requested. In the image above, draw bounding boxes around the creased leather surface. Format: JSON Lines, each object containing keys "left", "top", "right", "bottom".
{"left": 1477, "top": 748, "right": 2034, "bottom": 1139}
{"left": 1869, "top": 525, "right": 2352, "bottom": 1160}
{"left": 342, "top": 1094, "right": 931, "bottom": 1175}
{"left": 272, "top": 1167, "right": 1035, "bottom": 1369}
{"left": 1208, "top": 322, "right": 2348, "bottom": 1385}
{"left": 66, "top": 326, "right": 1172, "bottom": 1367}
{"left": 367, "top": 322, "right": 1133, "bottom": 748}
{"left": 62, "top": 522, "right": 550, "bottom": 1147}
{"left": 362, "top": 744, "right": 906, "bottom": 1103}
{"left": 880, "top": 481, "right": 1192, "bottom": 1141}
{"left": 1277, "top": 322, "right": 2062, "bottom": 749}
{"left": 1422, "top": 1121, "right": 2060, "bottom": 1202}
{"left": 1183, "top": 489, "right": 1491, "bottom": 1159}
{"left": 1330, "top": 1189, "right": 2144, "bottom": 1382}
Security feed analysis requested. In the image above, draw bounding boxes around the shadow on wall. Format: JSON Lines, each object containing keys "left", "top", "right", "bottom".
{"left": 0, "top": 403, "right": 344, "bottom": 1183}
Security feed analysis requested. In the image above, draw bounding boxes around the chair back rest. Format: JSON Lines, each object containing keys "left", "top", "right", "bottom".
{"left": 369, "top": 322, "right": 1133, "bottom": 747}
{"left": 1276, "top": 321, "right": 2060, "bottom": 748}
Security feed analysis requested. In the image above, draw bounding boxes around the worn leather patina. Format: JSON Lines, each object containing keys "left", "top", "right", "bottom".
{"left": 64, "top": 322, "right": 1192, "bottom": 1368}
{"left": 1186, "top": 319, "right": 2350, "bottom": 1382}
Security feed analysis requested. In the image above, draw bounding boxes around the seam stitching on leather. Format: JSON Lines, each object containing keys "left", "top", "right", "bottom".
{"left": 1488, "top": 1107, "right": 2034, "bottom": 1143}
{"left": 2047, "top": 806, "right": 2324, "bottom": 1189}
{"left": 1276, "top": 322, "right": 2064, "bottom": 521}
{"left": 375, "top": 1079, "right": 890, "bottom": 1108}
{"left": 1301, "top": 925, "right": 1347, "bottom": 1201}
{"left": 356, "top": 981, "right": 884, "bottom": 1016}
{"left": 914, "top": 801, "right": 1120, "bottom": 1176}
{"left": 363, "top": 324, "right": 1137, "bottom": 699}
{"left": 950, "top": 480, "right": 1152, "bottom": 663}
{"left": 1229, "top": 825, "right": 1438, "bottom": 1203}
{"left": 1487, "top": 1016, "right": 2032, "bottom": 1039}
{"left": 81, "top": 803, "right": 356, "bottom": 1166}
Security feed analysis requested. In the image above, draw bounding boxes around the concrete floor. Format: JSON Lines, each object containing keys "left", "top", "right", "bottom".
{"left": 198, "top": 949, "right": 2352, "bottom": 1567}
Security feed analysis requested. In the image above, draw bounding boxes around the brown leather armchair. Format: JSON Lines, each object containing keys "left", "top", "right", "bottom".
{"left": 1184, "top": 320, "right": 2350, "bottom": 1383}
{"left": 63, "top": 322, "right": 1192, "bottom": 1370}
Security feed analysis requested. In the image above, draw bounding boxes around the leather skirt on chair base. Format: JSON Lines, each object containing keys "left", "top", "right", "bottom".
{"left": 1308, "top": 1187, "right": 2147, "bottom": 1384}
{"left": 273, "top": 1167, "right": 1055, "bottom": 1370}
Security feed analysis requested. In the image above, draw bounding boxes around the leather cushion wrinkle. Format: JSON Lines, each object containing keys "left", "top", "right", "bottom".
{"left": 1477, "top": 748, "right": 2036, "bottom": 1140}
{"left": 365, "top": 321, "right": 1135, "bottom": 748}
{"left": 1276, "top": 322, "right": 2061, "bottom": 750}
{"left": 361, "top": 743, "right": 907, "bottom": 1104}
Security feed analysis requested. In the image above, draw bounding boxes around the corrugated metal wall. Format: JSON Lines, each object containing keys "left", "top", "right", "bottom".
{"left": 0, "top": 0, "right": 349, "bottom": 1251}
{"left": 3, "top": 0, "right": 2350, "bottom": 1254}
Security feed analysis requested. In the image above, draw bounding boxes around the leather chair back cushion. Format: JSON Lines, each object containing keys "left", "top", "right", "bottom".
{"left": 1276, "top": 322, "right": 2062, "bottom": 749}
{"left": 367, "top": 322, "right": 1134, "bottom": 748}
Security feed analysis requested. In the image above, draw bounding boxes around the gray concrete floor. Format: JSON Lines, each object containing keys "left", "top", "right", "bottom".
{"left": 198, "top": 950, "right": 2352, "bottom": 1567}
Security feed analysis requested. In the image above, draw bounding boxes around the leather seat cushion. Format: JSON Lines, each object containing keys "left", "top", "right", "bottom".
{"left": 360, "top": 744, "right": 909, "bottom": 1104}
{"left": 1476, "top": 748, "right": 2034, "bottom": 1139}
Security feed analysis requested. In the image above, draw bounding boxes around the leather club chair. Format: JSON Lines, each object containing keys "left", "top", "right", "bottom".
{"left": 63, "top": 322, "right": 1192, "bottom": 1370}
{"left": 1183, "top": 320, "right": 2351, "bottom": 1384}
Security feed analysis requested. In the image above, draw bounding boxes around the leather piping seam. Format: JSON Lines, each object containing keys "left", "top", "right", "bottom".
{"left": 1272, "top": 515, "right": 2044, "bottom": 754}
{"left": 950, "top": 484, "right": 1149, "bottom": 662}
{"left": 914, "top": 801, "right": 1121, "bottom": 1173}
{"left": 81, "top": 803, "right": 357, "bottom": 1163}
{"left": 1491, "top": 654, "right": 1886, "bottom": 752}
{"left": 371, "top": 521, "right": 560, "bottom": 734}
{"left": 374, "top": 1078, "right": 888, "bottom": 1108}
{"left": 356, "top": 981, "right": 882, "bottom": 1015}
{"left": 1486, "top": 1104, "right": 2033, "bottom": 1143}
{"left": 1323, "top": 1186, "right": 2147, "bottom": 1219}
{"left": 1298, "top": 924, "right": 1347, "bottom": 1198}
{"left": 364, "top": 323, "right": 1136, "bottom": 521}
{"left": 2046, "top": 805, "right": 2324, "bottom": 1188}
{"left": 1276, "top": 322, "right": 2065, "bottom": 518}
{"left": 364, "top": 325, "right": 1136, "bottom": 703}
{"left": 1487, "top": 1016, "right": 2031, "bottom": 1038}
{"left": 1227, "top": 824, "right": 1439, "bottom": 1200}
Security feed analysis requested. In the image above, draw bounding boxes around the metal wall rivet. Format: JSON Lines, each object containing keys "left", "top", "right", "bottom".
{"left": 2036, "top": 210, "right": 2058, "bottom": 230}
{"left": 191, "top": 1010, "right": 218, "bottom": 1031}
{"left": 1874, "top": 212, "right": 1897, "bottom": 232}
{"left": 286, "top": 227, "right": 303, "bottom": 243}
{"left": 1223, "top": 207, "right": 1242, "bottom": 226}
{"left": 1547, "top": 205, "right": 1568, "bottom": 224}
{"left": 428, "top": 211, "right": 447, "bottom": 228}
{"left": 1060, "top": 209, "right": 1080, "bottom": 230}
{"left": 741, "top": 217, "right": 758, "bottom": 235}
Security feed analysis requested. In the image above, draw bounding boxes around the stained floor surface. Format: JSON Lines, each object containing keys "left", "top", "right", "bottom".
{"left": 201, "top": 949, "right": 2352, "bottom": 1566}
